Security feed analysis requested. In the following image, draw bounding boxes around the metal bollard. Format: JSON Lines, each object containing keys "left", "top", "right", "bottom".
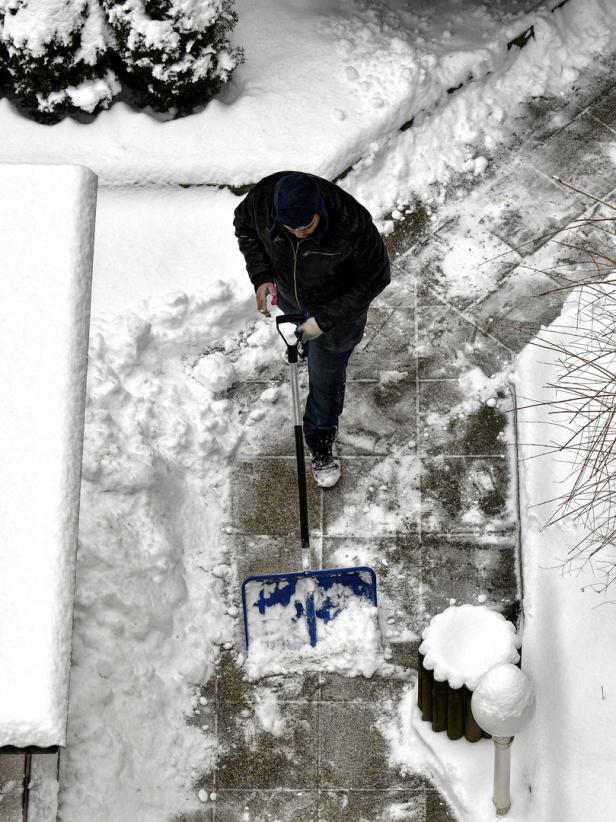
{"left": 492, "top": 736, "right": 513, "bottom": 815}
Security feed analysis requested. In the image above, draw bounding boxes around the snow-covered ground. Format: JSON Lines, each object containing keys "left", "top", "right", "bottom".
{"left": 0, "top": 0, "right": 561, "bottom": 187}
{"left": 3, "top": 0, "right": 616, "bottom": 819}
{"left": 512, "top": 284, "right": 616, "bottom": 822}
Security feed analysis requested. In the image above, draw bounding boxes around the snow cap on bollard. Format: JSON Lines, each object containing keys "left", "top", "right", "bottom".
{"left": 471, "top": 662, "right": 535, "bottom": 737}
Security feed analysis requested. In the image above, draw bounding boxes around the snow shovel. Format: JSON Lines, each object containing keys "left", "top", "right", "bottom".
{"left": 241, "top": 313, "right": 378, "bottom": 650}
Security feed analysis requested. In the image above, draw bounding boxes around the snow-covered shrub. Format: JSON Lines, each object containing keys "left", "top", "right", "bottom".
{"left": 100, "top": 0, "right": 242, "bottom": 114}
{"left": 0, "top": 0, "right": 120, "bottom": 121}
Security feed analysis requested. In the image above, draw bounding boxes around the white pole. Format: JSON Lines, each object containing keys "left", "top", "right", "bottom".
{"left": 493, "top": 736, "right": 513, "bottom": 815}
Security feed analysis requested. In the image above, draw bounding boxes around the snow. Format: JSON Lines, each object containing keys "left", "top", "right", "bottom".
{"left": 0, "top": 0, "right": 88, "bottom": 56}
{"left": 0, "top": 164, "right": 97, "bottom": 747}
{"left": 509, "top": 283, "right": 616, "bottom": 822}
{"left": 91, "top": 186, "right": 247, "bottom": 315}
{"left": 0, "top": 0, "right": 580, "bottom": 189}
{"left": 58, "top": 293, "right": 248, "bottom": 819}
{"left": 471, "top": 663, "right": 536, "bottom": 737}
{"left": 342, "top": 0, "right": 616, "bottom": 225}
{"left": 419, "top": 604, "right": 521, "bottom": 690}
{"left": 1, "top": 0, "right": 613, "bottom": 815}
{"left": 253, "top": 687, "right": 286, "bottom": 736}
{"left": 245, "top": 580, "right": 382, "bottom": 680}
{"left": 379, "top": 682, "right": 533, "bottom": 821}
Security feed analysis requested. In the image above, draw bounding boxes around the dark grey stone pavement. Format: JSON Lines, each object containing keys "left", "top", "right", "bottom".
{"left": 176, "top": 52, "right": 616, "bottom": 822}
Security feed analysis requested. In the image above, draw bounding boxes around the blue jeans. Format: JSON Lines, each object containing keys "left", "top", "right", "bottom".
{"left": 276, "top": 293, "right": 367, "bottom": 447}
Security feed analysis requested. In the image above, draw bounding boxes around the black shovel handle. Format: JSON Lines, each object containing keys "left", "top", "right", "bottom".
{"left": 276, "top": 313, "right": 305, "bottom": 363}
{"left": 276, "top": 314, "right": 310, "bottom": 553}
{"left": 276, "top": 313, "right": 306, "bottom": 326}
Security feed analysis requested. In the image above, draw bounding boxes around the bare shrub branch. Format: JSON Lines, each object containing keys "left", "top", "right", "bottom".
{"left": 522, "top": 196, "right": 616, "bottom": 593}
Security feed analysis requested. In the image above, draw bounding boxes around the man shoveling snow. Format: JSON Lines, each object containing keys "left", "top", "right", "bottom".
{"left": 233, "top": 170, "right": 390, "bottom": 487}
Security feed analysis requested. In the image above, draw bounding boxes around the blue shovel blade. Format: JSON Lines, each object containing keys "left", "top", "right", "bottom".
{"left": 242, "top": 566, "right": 378, "bottom": 649}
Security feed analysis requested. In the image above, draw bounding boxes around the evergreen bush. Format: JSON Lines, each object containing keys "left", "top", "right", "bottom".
{"left": 0, "top": 0, "right": 120, "bottom": 122}
{"left": 100, "top": 0, "right": 242, "bottom": 115}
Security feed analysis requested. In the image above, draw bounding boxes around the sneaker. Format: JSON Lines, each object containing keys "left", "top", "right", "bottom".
{"left": 309, "top": 438, "right": 341, "bottom": 488}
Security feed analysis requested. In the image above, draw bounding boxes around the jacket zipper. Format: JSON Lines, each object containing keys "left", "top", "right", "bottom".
{"left": 284, "top": 232, "right": 305, "bottom": 309}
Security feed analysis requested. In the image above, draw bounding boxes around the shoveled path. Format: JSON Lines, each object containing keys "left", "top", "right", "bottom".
{"left": 173, "top": 50, "right": 616, "bottom": 822}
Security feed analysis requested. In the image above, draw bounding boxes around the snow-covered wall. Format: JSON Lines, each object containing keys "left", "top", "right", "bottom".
{"left": 0, "top": 164, "right": 97, "bottom": 747}
{"left": 512, "top": 291, "right": 616, "bottom": 822}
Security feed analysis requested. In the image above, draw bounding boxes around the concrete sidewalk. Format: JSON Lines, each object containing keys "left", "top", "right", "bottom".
{"left": 179, "top": 51, "right": 616, "bottom": 822}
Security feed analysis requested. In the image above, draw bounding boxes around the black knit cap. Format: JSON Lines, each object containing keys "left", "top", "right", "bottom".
{"left": 274, "top": 172, "right": 321, "bottom": 229}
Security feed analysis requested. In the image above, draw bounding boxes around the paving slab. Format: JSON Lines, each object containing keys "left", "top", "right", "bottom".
{"left": 477, "top": 160, "right": 585, "bottom": 255}
{"left": 186, "top": 789, "right": 319, "bottom": 822}
{"left": 500, "top": 57, "right": 616, "bottom": 156}
{"left": 231, "top": 458, "right": 321, "bottom": 538}
{"left": 421, "top": 454, "right": 513, "bottom": 535}
{"left": 470, "top": 202, "right": 616, "bottom": 353}
{"left": 227, "top": 534, "right": 320, "bottom": 583}
{"left": 349, "top": 307, "right": 415, "bottom": 380}
{"left": 529, "top": 111, "right": 616, "bottom": 201}
{"left": 374, "top": 268, "right": 416, "bottom": 309}
{"left": 385, "top": 203, "right": 431, "bottom": 262}
{"left": 216, "top": 703, "right": 319, "bottom": 791}
{"left": 415, "top": 305, "right": 509, "bottom": 379}
{"left": 338, "top": 382, "right": 401, "bottom": 455}
{"left": 322, "top": 456, "right": 420, "bottom": 538}
{"left": 420, "top": 534, "right": 518, "bottom": 621}
{"left": 318, "top": 671, "right": 413, "bottom": 705}
{"left": 318, "top": 787, "right": 426, "bottom": 822}
{"left": 319, "top": 703, "right": 417, "bottom": 790}
{"left": 588, "top": 83, "right": 616, "bottom": 132}
{"left": 213, "top": 652, "right": 321, "bottom": 710}
{"left": 396, "top": 231, "right": 520, "bottom": 312}
{"left": 0, "top": 755, "right": 24, "bottom": 822}
{"left": 417, "top": 381, "right": 510, "bottom": 458}
{"left": 424, "top": 787, "right": 459, "bottom": 822}
{"left": 231, "top": 382, "right": 294, "bottom": 458}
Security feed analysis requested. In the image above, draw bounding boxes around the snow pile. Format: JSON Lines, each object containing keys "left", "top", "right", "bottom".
{"left": 343, "top": 0, "right": 616, "bottom": 225}
{"left": 0, "top": 165, "right": 96, "bottom": 747}
{"left": 471, "top": 663, "right": 536, "bottom": 737}
{"left": 378, "top": 682, "right": 507, "bottom": 822}
{"left": 58, "top": 292, "right": 257, "bottom": 820}
{"left": 419, "top": 604, "right": 521, "bottom": 690}
{"left": 0, "top": 0, "right": 589, "bottom": 186}
{"left": 246, "top": 594, "right": 382, "bottom": 681}
{"left": 509, "top": 281, "right": 616, "bottom": 822}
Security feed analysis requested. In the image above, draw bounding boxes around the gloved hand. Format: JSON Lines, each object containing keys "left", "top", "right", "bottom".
{"left": 256, "top": 282, "right": 278, "bottom": 317}
{"left": 296, "top": 316, "right": 323, "bottom": 343}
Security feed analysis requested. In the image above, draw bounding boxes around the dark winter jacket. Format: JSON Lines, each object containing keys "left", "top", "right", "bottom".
{"left": 233, "top": 171, "right": 390, "bottom": 332}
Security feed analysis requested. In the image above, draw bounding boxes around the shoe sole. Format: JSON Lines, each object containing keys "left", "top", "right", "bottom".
{"left": 310, "top": 463, "right": 341, "bottom": 488}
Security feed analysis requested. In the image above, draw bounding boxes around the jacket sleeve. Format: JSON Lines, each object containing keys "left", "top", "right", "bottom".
{"left": 233, "top": 189, "right": 275, "bottom": 292}
{"left": 314, "top": 213, "right": 390, "bottom": 332}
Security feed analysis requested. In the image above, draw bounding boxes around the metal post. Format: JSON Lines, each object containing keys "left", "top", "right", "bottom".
{"left": 493, "top": 736, "right": 513, "bottom": 815}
